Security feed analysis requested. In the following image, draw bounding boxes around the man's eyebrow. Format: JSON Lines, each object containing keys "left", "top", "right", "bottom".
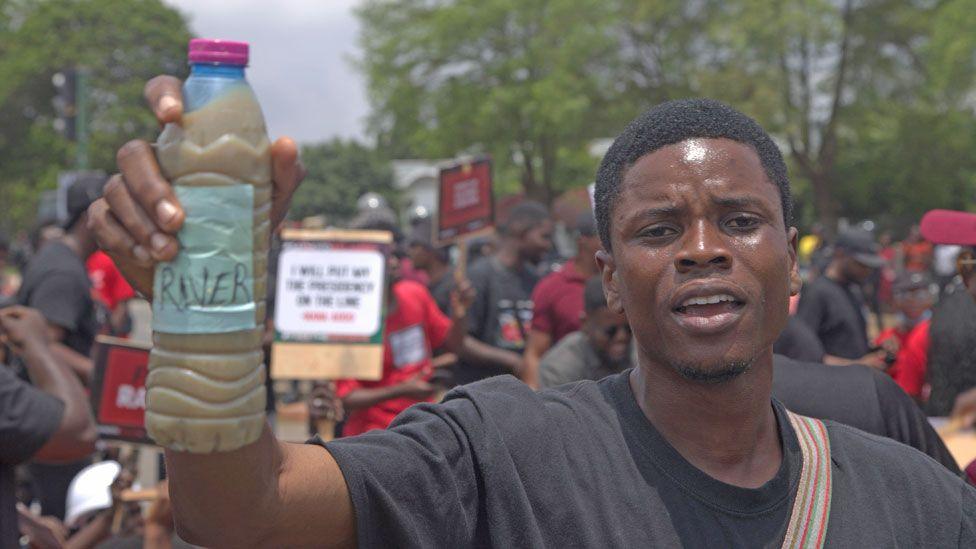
{"left": 632, "top": 204, "right": 684, "bottom": 219}
{"left": 711, "top": 195, "right": 769, "bottom": 210}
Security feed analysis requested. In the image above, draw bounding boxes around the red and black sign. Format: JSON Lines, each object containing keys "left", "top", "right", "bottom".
{"left": 437, "top": 157, "right": 494, "bottom": 244}
{"left": 90, "top": 336, "right": 152, "bottom": 445}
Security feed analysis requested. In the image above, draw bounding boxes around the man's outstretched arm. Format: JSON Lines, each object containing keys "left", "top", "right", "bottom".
{"left": 88, "top": 75, "right": 356, "bottom": 547}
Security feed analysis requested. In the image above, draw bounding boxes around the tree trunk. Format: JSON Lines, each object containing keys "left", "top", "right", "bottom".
{"left": 810, "top": 170, "right": 837, "bottom": 236}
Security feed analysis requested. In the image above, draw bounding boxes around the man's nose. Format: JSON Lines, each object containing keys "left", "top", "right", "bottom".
{"left": 674, "top": 220, "right": 732, "bottom": 273}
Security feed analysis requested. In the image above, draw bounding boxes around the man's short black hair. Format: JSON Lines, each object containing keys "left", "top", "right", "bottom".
{"left": 498, "top": 200, "right": 550, "bottom": 237}
{"left": 594, "top": 98, "right": 793, "bottom": 250}
{"left": 583, "top": 276, "right": 608, "bottom": 313}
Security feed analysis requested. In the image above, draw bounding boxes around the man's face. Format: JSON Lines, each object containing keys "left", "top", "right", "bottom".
{"left": 842, "top": 256, "right": 875, "bottom": 283}
{"left": 597, "top": 138, "right": 799, "bottom": 383}
{"left": 577, "top": 234, "right": 602, "bottom": 267}
{"left": 584, "top": 307, "right": 632, "bottom": 364}
{"left": 894, "top": 288, "right": 934, "bottom": 321}
{"left": 407, "top": 243, "right": 431, "bottom": 270}
{"left": 520, "top": 220, "right": 554, "bottom": 263}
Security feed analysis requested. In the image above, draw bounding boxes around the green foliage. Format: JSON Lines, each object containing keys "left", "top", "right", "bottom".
{"left": 0, "top": 0, "right": 191, "bottom": 232}
{"left": 356, "top": 0, "right": 620, "bottom": 202}
{"left": 289, "top": 139, "right": 399, "bottom": 224}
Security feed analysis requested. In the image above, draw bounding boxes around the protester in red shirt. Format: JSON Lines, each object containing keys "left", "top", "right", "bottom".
{"left": 902, "top": 224, "right": 934, "bottom": 273}
{"left": 86, "top": 250, "right": 135, "bottom": 336}
{"left": 521, "top": 213, "right": 601, "bottom": 388}
{"left": 874, "top": 272, "right": 936, "bottom": 399}
{"left": 336, "top": 217, "right": 473, "bottom": 437}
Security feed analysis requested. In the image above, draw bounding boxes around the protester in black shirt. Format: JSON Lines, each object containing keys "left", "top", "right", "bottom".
{"left": 16, "top": 174, "right": 104, "bottom": 520}
{"left": 0, "top": 306, "right": 96, "bottom": 547}
{"left": 455, "top": 200, "right": 553, "bottom": 385}
{"left": 91, "top": 86, "right": 976, "bottom": 547}
{"left": 915, "top": 209, "right": 976, "bottom": 417}
{"left": 773, "top": 315, "right": 825, "bottom": 362}
{"left": 796, "top": 228, "right": 888, "bottom": 368}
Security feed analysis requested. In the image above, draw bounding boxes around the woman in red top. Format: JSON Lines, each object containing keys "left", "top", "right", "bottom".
{"left": 874, "top": 272, "right": 936, "bottom": 399}
{"left": 335, "top": 248, "right": 473, "bottom": 436}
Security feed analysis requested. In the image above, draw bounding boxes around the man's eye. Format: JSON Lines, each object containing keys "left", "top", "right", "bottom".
{"left": 641, "top": 226, "right": 677, "bottom": 238}
{"left": 727, "top": 216, "right": 760, "bottom": 230}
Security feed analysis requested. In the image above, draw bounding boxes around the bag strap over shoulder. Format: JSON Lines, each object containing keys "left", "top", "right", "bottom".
{"left": 781, "top": 410, "right": 833, "bottom": 549}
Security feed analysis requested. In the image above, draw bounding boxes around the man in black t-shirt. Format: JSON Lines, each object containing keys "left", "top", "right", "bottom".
{"left": 91, "top": 84, "right": 976, "bottom": 547}
{"left": 454, "top": 201, "right": 554, "bottom": 385}
{"left": 796, "top": 229, "right": 888, "bottom": 368}
{"left": 0, "top": 306, "right": 96, "bottom": 547}
{"left": 406, "top": 216, "right": 454, "bottom": 315}
{"left": 16, "top": 173, "right": 104, "bottom": 519}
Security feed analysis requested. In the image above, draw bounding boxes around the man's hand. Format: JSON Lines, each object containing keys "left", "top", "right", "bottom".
{"left": 0, "top": 306, "right": 51, "bottom": 355}
{"left": 950, "top": 386, "right": 976, "bottom": 429}
{"left": 450, "top": 278, "right": 476, "bottom": 320}
{"left": 397, "top": 372, "right": 437, "bottom": 401}
{"left": 87, "top": 75, "right": 306, "bottom": 298}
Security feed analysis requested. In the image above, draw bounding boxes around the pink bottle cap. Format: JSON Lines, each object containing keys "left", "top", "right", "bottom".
{"left": 188, "top": 39, "right": 249, "bottom": 66}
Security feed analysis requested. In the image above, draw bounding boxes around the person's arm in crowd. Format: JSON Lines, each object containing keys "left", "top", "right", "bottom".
{"left": 51, "top": 340, "right": 95, "bottom": 384}
{"left": 143, "top": 481, "right": 175, "bottom": 549}
{"left": 459, "top": 337, "right": 524, "bottom": 376}
{"left": 27, "top": 272, "right": 96, "bottom": 383}
{"left": 0, "top": 306, "right": 97, "bottom": 462}
{"left": 341, "top": 374, "right": 437, "bottom": 412}
{"left": 521, "top": 330, "right": 552, "bottom": 389}
{"left": 951, "top": 386, "right": 976, "bottom": 428}
{"left": 823, "top": 350, "right": 887, "bottom": 369}
{"left": 87, "top": 75, "right": 356, "bottom": 547}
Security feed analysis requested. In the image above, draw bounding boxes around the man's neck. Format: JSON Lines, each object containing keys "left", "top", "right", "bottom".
{"left": 60, "top": 232, "right": 95, "bottom": 262}
{"left": 495, "top": 242, "right": 522, "bottom": 270}
{"left": 824, "top": 262, "right": 845, "bottom": 285}
{"left": 629, "top": 351, "right": 781, "bottom": 489}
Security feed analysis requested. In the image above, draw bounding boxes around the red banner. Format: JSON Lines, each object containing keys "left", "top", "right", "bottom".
{"left": 90, "top": 336, "right": 152, "bottom": 444}
{"left": 437, "top": 158, "right": 494, "bottom": 243}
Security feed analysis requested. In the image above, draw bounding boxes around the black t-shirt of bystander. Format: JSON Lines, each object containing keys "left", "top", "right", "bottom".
{"left": 772, "top": 354, "right": 960, "bottom": 475}
{"left": 16, "top": 241, "right": 97, "bottom": 357}
{"left": 773, "top": 316, "right": 825, "bottom": 363}
{"left": 315, "top": 372, "right": 976, "bottom": 548}
{"left": 0, "top": 365, "right": 64, "bottom": 548}
{"left": 427, "top": 267, "right": 455, "bottom": 317}
{"left": 796, "top": 276, "right": 869, "bottom": 360}
{"left": 456, "top": 257, "right": 540, "bottom": 385}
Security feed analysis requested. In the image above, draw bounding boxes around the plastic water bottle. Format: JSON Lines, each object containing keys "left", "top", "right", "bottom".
{"left": 147, "top": 39, "right": 271, "bottom": 453}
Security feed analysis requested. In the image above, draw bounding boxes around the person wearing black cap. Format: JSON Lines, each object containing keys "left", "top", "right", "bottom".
{"left": 796, "top": 228, "right": 888, "bottom": 368}
{"left": 14, "top": 173, "right": 105, "bottom": 521}
{"left": 872, "top": 272, "right": 937, "bottom": 400}
{"left": 406, "top": 216, "right": 455, "bottom": 316}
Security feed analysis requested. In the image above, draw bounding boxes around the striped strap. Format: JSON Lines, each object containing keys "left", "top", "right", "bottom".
{"left": 781, "top": 411, "right": 833, "bottom": 549}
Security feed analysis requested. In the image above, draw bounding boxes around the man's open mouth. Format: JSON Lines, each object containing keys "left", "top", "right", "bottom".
{"left": 673, "top": 294, "right": 745, "bottom": 316}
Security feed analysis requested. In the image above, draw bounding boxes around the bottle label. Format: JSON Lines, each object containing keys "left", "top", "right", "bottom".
{"left": 152, "top": 184, "right": 256, "bottom": 333}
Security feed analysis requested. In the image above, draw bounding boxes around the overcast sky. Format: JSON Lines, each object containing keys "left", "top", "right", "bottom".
{"left": 162, "top": 0, "right": 370, "bottom": 144}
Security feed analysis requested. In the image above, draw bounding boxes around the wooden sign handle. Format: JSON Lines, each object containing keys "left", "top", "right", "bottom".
{"left": 455, "top": 236, "right": 469, "bottom": 281}
{"left": 315, "top": 418, "right": 336, "bottom": 442}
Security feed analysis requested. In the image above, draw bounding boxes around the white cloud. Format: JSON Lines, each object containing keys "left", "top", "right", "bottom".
{"left": 162, "top": 0, "right": 370, "bottom": 144}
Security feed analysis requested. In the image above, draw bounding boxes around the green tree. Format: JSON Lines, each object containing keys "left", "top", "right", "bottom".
{"left": 356, "top": 0, "right": 621, "bottom": 203}
{"left": 289, "top": 139, "right": 399, "bottom": 224}
{"left": 0, "top": 0, "right": 191, "bottom": 232}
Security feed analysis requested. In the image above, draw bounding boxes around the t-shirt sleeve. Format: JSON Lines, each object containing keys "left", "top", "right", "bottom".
{"left": 872, "top": 368, "right": 962, "bottom": 475}
{"left": 420, "top": 286, "right": 451, "bottom": 352}
{"left": 465, "top": 264, "right": 491, "bottom": 339}
{"left": 795, "top": 287, "right": 825, "bottom": 338}
{"left": 892, "top": 323, "right": 929, "bottom": 399}
{"left": 538, "top": 338, "right": 586, "bottom": 388}
{"left": 958, "top": 483, "right": 976, "bottom": 546}
{"left": 316, "top": 397, "right": 484, "bottom": 546}
{"left": 334, "top": 379, "right": 362, "bottom": 399}
{"left": 0, "top": 366, "right": 65, "bottom": 465}
{"left": 26, "top": 272, "right": 88, "bottom": 332}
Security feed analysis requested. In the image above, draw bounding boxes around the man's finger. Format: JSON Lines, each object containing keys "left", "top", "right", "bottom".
{"left": 88, "top": 198, "right": 157, "bottom": 266}
{"left": 116, "top": 140, "right": 184, "bottom": 234}
{"left": 144, "top": 76, "right": 184, "bottom": 125}
{"left": 270, "top": 137, "right": 305, "bottom": 227}
{"left": 102, "top": 175, "right": 159, "bottom": 261}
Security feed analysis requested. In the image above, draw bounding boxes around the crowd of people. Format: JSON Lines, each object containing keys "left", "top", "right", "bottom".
{"left": 3, "top": 78, "right": 976, "bottom": 547}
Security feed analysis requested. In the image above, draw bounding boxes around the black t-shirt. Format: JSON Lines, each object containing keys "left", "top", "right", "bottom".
{"left": 456, "top": 257, "right": 540, "bottom": 385}
{"left": 427, "top": 268, "right": 455, "bottom": 317}
{"left": 796, "top": 276, "right": 869, "bottom": 359}
{"left": 16, "top": 241, "right": 97, "bottom": 357}
{"left": 772, "top": 354, "right": 960, "bottom": 475}
{"left": 926, "top": 290, "right": 976, "bottom": 416}
{"left": 773, "top": 316, "right": 825, "bottom": 363}
{"left": 0, "top": 365, "right": 64, "bottom": 548}
{"left": 316, "top": 372, "right": 976, "bottom": 547}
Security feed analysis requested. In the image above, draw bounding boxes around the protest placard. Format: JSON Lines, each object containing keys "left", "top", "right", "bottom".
{"left": 436, "top": 157, "right": 494, "bottom": 246}
{"left": 271, "top": 228, "right": 392, "bottom": 380}
{"left": 90, "top": 335, "right": 152, "bottom": 445}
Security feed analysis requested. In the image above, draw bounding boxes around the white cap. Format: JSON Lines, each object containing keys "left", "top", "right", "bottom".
{"left": 64, "top": 461, "right": 121, "bottom": 528}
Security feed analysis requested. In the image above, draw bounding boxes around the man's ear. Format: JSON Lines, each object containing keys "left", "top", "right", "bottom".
{"left": 595, "top": 249, "right": 623, "bottom": 314}
{"left": 787, "top": 227, "right": 802, "bottom": 296}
